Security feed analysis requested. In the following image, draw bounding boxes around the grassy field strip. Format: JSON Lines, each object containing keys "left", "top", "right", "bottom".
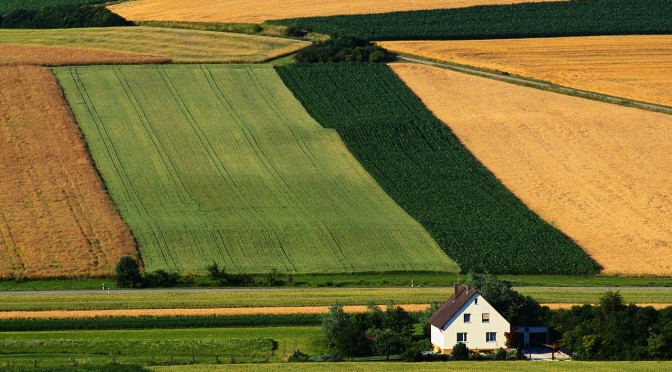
{"left": 0, "top": 27, "right": 308, "bottom": 63}
{"left": 276, "top": 63, "right": 598, "bottom": 275}
{"left": 55, "top": 64, "right": 456, "bottom": 275}
{"left": 390, "top": 63, "right": 672, "bottom": 276}
{"left": 381, "top": 36, "right": 672, "bottom": 107}
{"left": 150, "top": 361, "right": 672, "bottom": 372}
{"left": 1, "top": 288, "right": 671, "bottom": 312}
{"left": 0, "top": 66, "right": 137, "bottom": 279}
{"left": 0, "top": 304, "right": 429, "bottom": 319}
{"left": 0, "top": 44, "right": 169, "bottom": 66}
{"left": 108, "top": 0, "right": 563, "bottom": 24}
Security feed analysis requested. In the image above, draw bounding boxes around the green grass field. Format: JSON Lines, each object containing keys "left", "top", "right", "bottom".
{"left": 54, "top": 64, "right": 457, "bottom": 275}
{"left": 1, "top": 288, "right": 670, "bottom": 312}
{"left": 276, "top": 63, "right": 598, "bottom": 275}
{"left": 0, "top": 27, "right": 308, "bottom": 63}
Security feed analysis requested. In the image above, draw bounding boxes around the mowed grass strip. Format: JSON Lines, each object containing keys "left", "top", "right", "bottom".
{"left": 0, "top": 66, "right": 136, "bottom": 279}
{"left": 0, "top": 27, "right": 308, "bottom": 63}
{"left": 55, "top": 64, "right": 457, "bottom": 275}
{"left": 390, "top": 64, "right": 672, "bottom": 276}
{"left": 380, "top": 36, "right": 672, "bottom": 107}
{"left": 108, "top": 0, "right": 563, "bottom": 24}
{"left": 276, "top": 63, "right": 598, "bottom": 275}
{"left": 0, "top": 44, "right": 169, "bottom": 66}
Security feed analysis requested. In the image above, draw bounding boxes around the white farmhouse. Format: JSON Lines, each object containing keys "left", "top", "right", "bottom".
{"left": 428, "top": 284, "right": 510, "bottom": 353}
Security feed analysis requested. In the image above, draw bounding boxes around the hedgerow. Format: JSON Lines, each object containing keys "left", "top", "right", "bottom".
{"left": 276, "top": 63, "right": 600, "bottom": 275}
{"left": 268, "top": 0, "right": 672, "bottom": 40}
{"left": 0, "top": 5, "right": 132, "bottom": 29}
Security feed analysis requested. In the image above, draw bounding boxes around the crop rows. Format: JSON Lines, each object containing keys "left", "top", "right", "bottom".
{"left": 276, "top": 63, "right": 599, "bottom": 275}
{"left": 55, "top": 64, "right": 457, "bottom": 275}
{"left": 269, "top": 0, "right": 672, "bottom": 40}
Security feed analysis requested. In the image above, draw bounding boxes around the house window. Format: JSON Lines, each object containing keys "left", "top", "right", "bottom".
{"left": 463, "top": 313, "right": 471, "bottom": 323}
{"left": 474, "top": 298, "right": 478, "bottom": 305}
{"left": 482, "top": 313, "right": 490, "bottom": 323}
{"left": 457, "top": 332, "right": 468, "bottom": 343}
{"left": 486, "top": 332, "right": 497, "bottom": 342}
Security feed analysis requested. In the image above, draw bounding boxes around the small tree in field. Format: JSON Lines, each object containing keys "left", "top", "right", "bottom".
{"left": 115, "top": 255, "right": 142, "bottom": 288}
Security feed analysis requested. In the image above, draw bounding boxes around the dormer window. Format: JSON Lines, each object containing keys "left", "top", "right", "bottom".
{"left": 463, "top": 313, "right": 471, "bottom": 323}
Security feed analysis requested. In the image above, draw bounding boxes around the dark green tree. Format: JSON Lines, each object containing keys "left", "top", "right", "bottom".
{"left": 115, "top": 255, "right": 142, "bottom": 288}
{"left": 451, "top": 342, "right": 469, "bottom": 360}
{"left": 370, "top": 328, "right": 410, "bottom": 360}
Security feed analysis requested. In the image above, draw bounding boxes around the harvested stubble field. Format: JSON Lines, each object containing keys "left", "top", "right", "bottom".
{"left": 381, "top": 36, "right": 672, "bottom": 107}
{"left": 55, "top": 64, "right": 456, "bottom": 275}
{"left": 391, "top": 63, "right": 672, "bottom": 276}
{"left": 0, "top": 44, "right": 169, "bottom": 66}
{"left": 108, "top": 0, "right": 562, "bottom": 24}
{"left": 0, "top": 27, "right": 308, "bottom": 63}
{"left": 0, "top": 66, "right": 136, "bottom": 279}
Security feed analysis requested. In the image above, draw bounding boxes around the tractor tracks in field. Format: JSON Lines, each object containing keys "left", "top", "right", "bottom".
{"left": 396, "top": 55, "right": 672, "bottom": 116}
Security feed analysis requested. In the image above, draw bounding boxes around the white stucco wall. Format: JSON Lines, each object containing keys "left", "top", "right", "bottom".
{"left": 431, "top": 293, "right": 510, "bottom": 352}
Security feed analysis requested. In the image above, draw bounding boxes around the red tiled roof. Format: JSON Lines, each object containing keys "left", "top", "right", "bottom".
{"left": 428, "top": 285, "right": 478, "bottom": 328}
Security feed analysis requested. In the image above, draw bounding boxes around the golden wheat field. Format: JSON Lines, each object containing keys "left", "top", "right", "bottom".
{"left": 0, "top": 27, "right": 308, "bottom": 63}
{"left": 0, "top": 44, "right": 169, "bottom": 66}
{"left": 109, "top": 0, "right": 564, "bottom": 23}
{"left": 380, "top": 36, "right": 672, "bottom": 107}
{"left": 0, "top": 305, "right": 430, "bottom": 320}
{"left": 0, "top": 66, "right": 137, "bottom": 279}
{"left": 391, "top": 63, "right": 672, "bottom": 276}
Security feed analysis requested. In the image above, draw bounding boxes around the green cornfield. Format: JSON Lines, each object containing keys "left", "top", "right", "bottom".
{"left": 276, "top": 63, "right": 599, "bottom": 275}
{"left": 54, "top": 64, "right": 458, "bottom": 275}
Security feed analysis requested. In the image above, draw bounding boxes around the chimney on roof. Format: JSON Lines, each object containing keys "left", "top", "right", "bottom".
{"left": 454, "top": 283, "right": 459, "bottom": 298}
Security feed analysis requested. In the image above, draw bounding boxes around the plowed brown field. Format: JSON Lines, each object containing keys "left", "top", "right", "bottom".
{"left": 380, "top": 36, "right": 672, "bottom": 107}
{"left": 0, "top": 66, "right": 137, "bottom": 279}
{"left": 109, "top": 0, "right": 564, "bottom": 23}
{"left": 0, "top": 44, "right": 169, "bottom": 66}
{"left": 391, "top": 63, "right": 672, "bottom": 276}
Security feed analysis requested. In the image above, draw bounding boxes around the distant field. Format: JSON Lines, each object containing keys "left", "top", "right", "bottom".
{"left": 391, "top": 64, "right": 672, "bottom": 276}
{"left": 269, "top": 0, "right": 672, "bottom": 40}
{"left": 381, "top": 36, "right": 672, "bottom": 107}
{"left": 277, "top": 63, "right": 599, "bottom": 275}
{"left": 0, "top": 44, "right": 169, "bottom": 66}
{"left": 108, "top": 0, "right": 563, "bottom": 24}
{"left": 0, "top": 66, "right": 136, "bottom": 279}
{"left": 55, "top": 64, "right": 457, "bottom": 275}
{"left": 0, "top": 0, "right": 105, "bottom": 13}
{"left": 0, "top": 27, "right": 308, "bottom": 63}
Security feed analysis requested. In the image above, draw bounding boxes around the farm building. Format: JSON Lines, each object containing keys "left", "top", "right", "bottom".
{"left": 428, "top": 284, "right": 510, "bottom": 353}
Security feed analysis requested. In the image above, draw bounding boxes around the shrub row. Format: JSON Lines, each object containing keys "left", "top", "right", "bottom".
{"left": 269, "top": 0, "right": 672, "bottom": 40}
{"left": 276, "top": 63, "right": 600, "bottom": 275}
{"left": 0, "top": 0, "right": 107, "bottom": 13}
{"left": 0, "top": 5, "right": 131, "bottom": 29}
{"left": 0, "top": 314, "right": 322, "bottom": 332}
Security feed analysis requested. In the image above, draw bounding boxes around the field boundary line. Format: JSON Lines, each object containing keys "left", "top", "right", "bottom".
{"left": 395, "top": 55, "right": 672, "bottom": 116}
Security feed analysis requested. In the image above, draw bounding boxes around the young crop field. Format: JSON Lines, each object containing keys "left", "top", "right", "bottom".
{"left": 0, "top": 44, "right": 169, "bottom": 66}
{"left": 0, "top": 0, "right": 105, "bottom": 13}
{"left": 390, "top": 64, "right": 672, "bottom": 276}
{"left": 0, "top": 27, "right": 308, "bottom": 63}
{"left": 55, "top": 64, "right": 457, "bottom": 275}
{"left": 0, "top": 66, "right": 136, "bottom": 279}
{"left": 269, "top": 0, "right": 672, "bottom": 40}
{"left": 107, "top": 0, "right": 563, "bottom": 24}
{"left": 276, "top": 63, "right": 599, "bottom": 275}
{"left": 380, "top": 36, "right": 672, "bottom": 107}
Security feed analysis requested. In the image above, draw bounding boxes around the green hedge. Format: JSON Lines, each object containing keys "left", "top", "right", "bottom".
{"left": 0, "top": 0, "right": 107, "bottom": 13}
{"left": 0, "top": 314, "right": 322, "bottom": 332}
{"left": 0, "top": 5, "right": 131, "bottom": 29}
{"left": 276, "top": 63, "right": 600, "bottom": 275}
{"left": 269, "top": 0, "right": 672, "bottom": 40}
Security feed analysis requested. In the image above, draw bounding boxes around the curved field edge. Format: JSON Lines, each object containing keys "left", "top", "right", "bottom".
{"left": 0, "top": 27, "right": 309, "bottom": 63}
{"left": 54, "top": 64, "right": 457, "bottom": 275}
{"left": 107, "top": 0, "right": 565, "bottom": 24}
{"left": 276, "top": 63, "right": 599, "bottom": 275}
{"left": 0, "top": 66, "right": 137, "bottom": 279}
{"left": 379, "top": 36, "right": 672, "bottom": 108}
{"left": 0, "top": 43, "right": 170, "bottom": 66}
{"left": 390, "top": 63, "right": 672, "bottom": 276}
{"left": 268, "top": 0, "right": 672, "bottom": 41}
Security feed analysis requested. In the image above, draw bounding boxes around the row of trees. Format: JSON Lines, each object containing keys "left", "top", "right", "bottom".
{"left": 294, "top": 36, "right": 396, "bottom": 63}
{"left": 0, "top": 5, "right": 132, "bottom": 29}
